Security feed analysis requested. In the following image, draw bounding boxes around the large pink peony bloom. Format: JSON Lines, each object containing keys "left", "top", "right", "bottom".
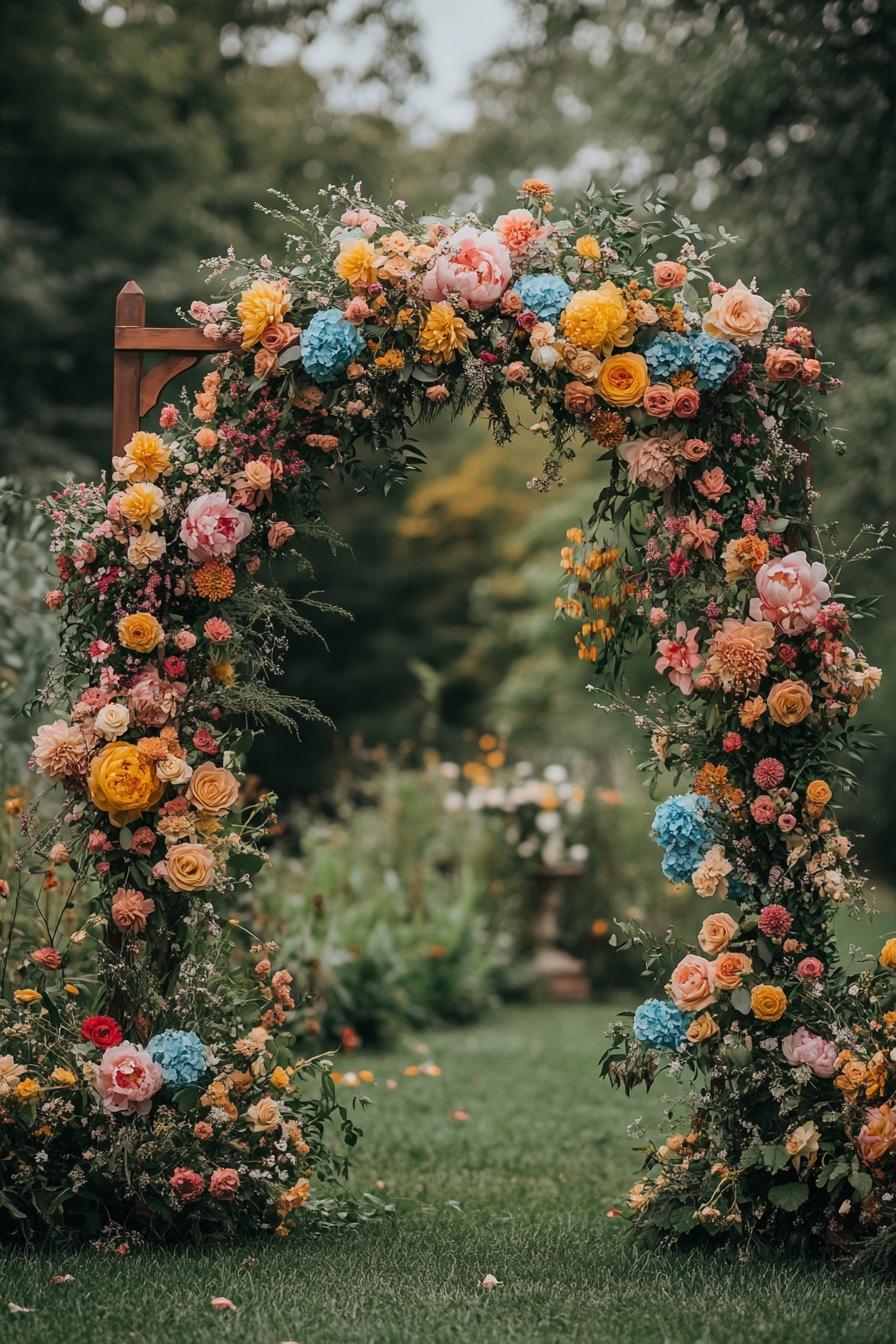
{"left": 781, "top": 1026, "right": 838, "bottom": 1078}
{"left": 655, "top": 622, "right": 702, "bottom": 695}
{"left": 179, "top": 491, "right": 252, "bottom": 563}
{"left": 94, "top": 1040, "right": 163, "bottom": 1116}
{"left": 421, "top": 227, "right": 512, "bottom": 310}
{"left": 750, "top": 550, "right": 831, "bottom": 634}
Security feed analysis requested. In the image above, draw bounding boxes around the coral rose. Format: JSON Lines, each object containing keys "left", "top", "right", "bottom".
{"left": 643, "top": 383, "right": 676, "bottom": 418}
{"left": 596, "top": 353, "right": 649, "bottom": 408}
{"left": 672, "top": 386, "right": 700, "bottom": 418}
{"left": 267, "top": 521, "right": 295, "bottom": 549}
{"left": 245, "top": 1096, "right": 281, "bottom": 1133}
{"left": 259, "top": 322, "right": 301, "bottom": 353}
{"left": 667, "top": 954, "right": 716, "bottom": 1012}
{"left": 88, "top": 742, "right": 165, "bottom": 826}
{"left": 653, "top": 261, "right": 688, "bottom": 289}
{"left": 118, "top": 612, "right": 164, "bottom": 654}
{"left": 765, "top": 346, "right": 804, "bottom": 382}
{"left": 710, "top": 951, "right": 753, "bottom": 992}
{"left": 209, "top": 1167, "right": 241, "bottom": 1200}
{"left": 702, "top": 279, "right": 774, "bottom": 345}
{"left": 750, "top": 550, "right": 831, "bottom": 633}
{"left": 170, "top": 1167, "right": 205, "bottom": 1201}
{"left": 697, "top": 912, "right": 738, "bottom": 956}
{"left": 421, "top": 227, "right": 512, "bottom": 310}
{"left": 767, "top": 679, "right": 813, "bottom": 726}
{"left": 796, "top": 956, "right": 824, "bottom": 980}
{"left": 563, "top": 380, "right": 597, "bottom": 415}
{"left": 165, "top": 842, "right": 215, "bottom": 892}
{"left": 186, "top": 762, "right": 240, "bottom": 816}
{"left": 751, "top": 984, "right": 788, "bottom": 1022}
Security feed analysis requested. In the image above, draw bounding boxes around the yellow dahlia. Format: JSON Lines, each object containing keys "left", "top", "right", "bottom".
{"left": 237, "top": 280, "right": 290, "bottom": 350}
{"left": 559, "top": 282, "right": 627, "bottom": 352}
{"left": 114, "top": 432, "right": 172, "bottom": 483}
{"left": 418, "top": 303, "right": 475, "bottom": 365}
{"left": 335, "top": 238, "right": 380, "bottom": 288}
{"left": 119, "top": 482, "right": 165, "bottom": 530}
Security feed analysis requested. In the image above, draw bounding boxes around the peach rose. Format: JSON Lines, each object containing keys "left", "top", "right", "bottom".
{"left": 186, "top": 762, "right": 240, "bottom": 817}
{"left": 800, "top": 358, "right": 821, "bottom": 384}
{"left": 642, "top": 383, "right": 676, "bottom": 418}
{"left": 673, "top": 386, "right": 700, "bottom": 418}
{"left": 682, "top": 437, "right": 711, "bottom": 462}
{"left": 709, "top": 951, "right": 753, "bottom": 992}
{"left": 254, "top": 348, "right": 279, "bottom": 380}
{"left": 697, "top": 912, "right": 738, "bottom": 956}
{"left": 703, "top": 279, "right": 774, "bottom": 345}
{"left": 165, "top": 842, "right": 215, "bottom": 892}
{"left": 111, "top": 886, "right": 156, "bottom": 934}
{"left": 259, "top": 322, "right": 301, "bottom": 353}
{"left": 267, "top": 521, "right": 295, "bottom": 549}
{"left": 767, "top": 679, "right": 813, "bottom": 726}
{"left": 765, "top": 346, "right": 803, "bottom": 382}
{"left": 504, "top": 361, "right": 527, "bottom": 384}
{"left": 653, "top": 261, "right": 688, "bottom": 289}
{"left": 667, "top": 954, "right": 716, "bottom": 1012}
{"left": 563, "top": 380, "right": 597, "bottom": 415}
{"left": 245, "top": 1095, "right": 281, "bottom": 1133}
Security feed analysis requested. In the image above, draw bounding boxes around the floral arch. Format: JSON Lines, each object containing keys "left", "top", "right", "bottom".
{"left": 3, "top": 179, "right": 892, "bottom": 1257}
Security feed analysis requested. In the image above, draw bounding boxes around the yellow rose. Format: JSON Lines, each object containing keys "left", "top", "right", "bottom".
{"left": 686, "top": 1012, "right": 719, "bottom": 1044}
{"left": 15, "top": 1078, "right": 40, "bottom": 1101}
{"left": 767, "top": 679, "right": 813, "bottom": 726}
{"left": 806, "top": 779, "right": 832, "bottom": 814}
{"left": 13, "top": 989, "right": 41, "bottom": 1005}
{"left": 88, "top": 742, "right": 165, "bottom": 826}
{"left": 119, "top": 482, "right": 165, "bottom": 530}
{"left": 575, "top": 235, "right": 602, "bottom": 260}
{"left": 245, "top": 1095, "right": 281, "bottom": 1133}
{"left": 117, "top": 611, "right": 164, "bottom": 654}
{"left": 880, "top": 938, "right": 896, "bottom": 969}
{"left": 165, "top": 842, "right": 215, "bottom": 892}
{"left": 237, "top": 280, "right": 290, "bottom": 349}
{"left": 596, "top": 352, "right": 649, "bottom": 408}
{"left": 186, "top": 762, "right": 240, "bottom": 817}
{"left": 751, "top": 984, "right": 787, "bottom": 1022}
{"left": 269, "top": 1066, "right": 290, "bottom": 1091}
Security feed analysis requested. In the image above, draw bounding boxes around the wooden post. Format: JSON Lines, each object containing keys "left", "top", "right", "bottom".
{"left": 111, "top": 280, "right": 236, "bottom": 459}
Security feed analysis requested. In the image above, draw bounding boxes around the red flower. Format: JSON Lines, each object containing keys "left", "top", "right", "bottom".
{"left": 340, "top": 1026, "right": 361, "bottom": 1051}
{"left": 193, "top": 729, "right": 218, "bottom": 756}
{"left": 81, "top": 1015, "right": 123, "bottom": 1049}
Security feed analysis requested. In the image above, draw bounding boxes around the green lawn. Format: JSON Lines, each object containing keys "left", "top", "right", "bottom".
{"left": 4, "top": 1000, "right": 896, "bottom": 1343}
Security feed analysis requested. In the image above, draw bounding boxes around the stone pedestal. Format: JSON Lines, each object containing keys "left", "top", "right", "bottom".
{"left": 529, "top": 864, "right": 590, "bottom": 1001}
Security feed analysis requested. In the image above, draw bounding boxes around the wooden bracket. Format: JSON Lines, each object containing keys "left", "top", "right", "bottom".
{"left": 112, "top": 281, "right": 235, "bottom": 458}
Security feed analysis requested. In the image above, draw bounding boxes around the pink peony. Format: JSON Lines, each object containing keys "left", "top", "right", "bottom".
{"left": 796, "top": 956, "right": 825, "bottom": 980}
{"left": 655, "top": 622, "right": 702, "bottom": 695}
{"left": 170, "top": 1167, "right": 205, "bottom": 1201}
{"left": 781, "top": 1027, "right": 838, "bottom": 1078}
{"left": 750, "top": 550, "right": 831, "bottom": 634}
{"left": 421, "top": 227, "right": 512, "bottom": 310}
{"left": 179, "top": 491, "right": 252, "bottom": 563}
{"left": 94, "top": 1041, "right": 163, "bottom": 1116}
{"left": 209, "top": 1167, "right": 241, "bottom": 1200}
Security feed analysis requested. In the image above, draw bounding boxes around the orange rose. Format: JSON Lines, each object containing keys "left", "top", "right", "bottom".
{"left": 563, "top": 380, "right": 598, "bottom": 415}
{"left": 751, "top": 984, "right": 787, "bottom": 1022}
{"left": 765, "top": 346, "right": 803, "bottom": 382}
{"left": 686, "top": 1012, "right": 719, "bottom": 1044}
{"left": 805, "top": 779, "right": 832, "bottom": 814}
{"left": 652, "top": 261, "right": 688, "bottom": 289}
{"left": 596, "top": 353, "right": 649, "bottom": 408}
{"left": 710, "top": 951, "right": 753, "bottom": 992}
{"left": 165, "top": 842, "right": 215, "bottom": 892}
{"left": 767, "top": 679, "right": 813, "bottom": 726}
{"left": 186, "top": 762, "right": 240, "bottom": 817}
{"left": 681, "top": 437, "right": 711, "bottom": 462}
{"left": 88, "top": 742, "right": 165, "bottom": 826}
{"left": 117, "top": 612, "right": 164, "bottom": 654}
{"left": 697, "top": 912, "right": 739, "bottom": 956}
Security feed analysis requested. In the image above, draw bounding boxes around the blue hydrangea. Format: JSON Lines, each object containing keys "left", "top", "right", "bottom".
{"left": 301, "top": 309, "right": 366, "bottom": 383}
{"left": 513, "top": 274, "right": 573, "bottom": 325}
{"left": 651, "top": 793, "right": 715, "bottom": 883}
{"left": 689, "top": 333, "right": 740, "bottom": 390}
{"left": 633, "top": 998, "right": 692, "bottom": 1051}
{"left": 643, "top": 332, "right": 692, "bottom": 381}
{"left": 147, "top": 1029, "right": 207, "bottom": 1089}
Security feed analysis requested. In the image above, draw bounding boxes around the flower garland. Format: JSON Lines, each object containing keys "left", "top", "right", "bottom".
{"left": 2, "top": 176, "right": 888, "bottom": 1253}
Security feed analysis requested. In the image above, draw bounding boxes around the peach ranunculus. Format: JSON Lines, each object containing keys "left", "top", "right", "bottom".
{"left": 765, "top": 346, "right": 804, "bottom": 382}
{"left": 492, "top": 208, "right": 545, "bottom": 255}
{"left": 697, "top": 912, "right": 739, "bottom": 956}
{"left": 31, "top": 720, "right": 91, "bottom": 781}
{"left": 165, "top": 842, "right": 216, "bottom": 892}
{"left": 94, "top": 1041, "right": 163, "bottom": 1116}
{"left": 767, "top": 679, "right": 813, "bottom": 726}
{"left": 111, "top": 886, "right": 156, "bottom": 934}
{"left": 118, "top": 612, "right": 164, "bottom": 654}
{"left": 180, "top": 491, "right": 252, "bottom": 563}
{"left": 709, "top": 951, "right": 753, "bottom": 992}
{"left": 596, "top": 352, "right": 649, "bottom": 408}
{"left": 89, "top": 742, "right": 166, "bottom": 826}
{"left": 643, "top": 383, "right": 676, "bottom": 418}
{"left": 667, "top": 954, "right": 716, "bottom": 1012}
{"left": 653, "top": 260, "right": 688, "bottom": 289}
{"left": 421, "top": 227, "right": 512, "bottom": 310}
{"left": 186, "top": 762, "right": 240, "bottom": 816}
{"left": 702, "top": 279, "right": 774, "bottom": 345}
{"left": 704, "top": 618, "right": 775, "bottom": 692}
{"left": 750, "top": 550, "right": 831, "bottom": 633}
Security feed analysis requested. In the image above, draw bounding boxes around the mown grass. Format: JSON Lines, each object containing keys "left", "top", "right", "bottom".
{"left": 4, "top": 999, "right": 896, "bottom": 1343}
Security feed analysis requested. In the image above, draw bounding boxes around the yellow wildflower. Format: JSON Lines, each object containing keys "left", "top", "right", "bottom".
{"left": 16, "top": 1077, "right": 40, "bottom": 1101}
{"left": 13, "top": 989, "right": 40, "bottom": 1005}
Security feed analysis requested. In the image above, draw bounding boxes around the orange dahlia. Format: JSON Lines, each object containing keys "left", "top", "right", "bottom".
{"left": 194, "top": 561, "right": 235, "bottom": 601}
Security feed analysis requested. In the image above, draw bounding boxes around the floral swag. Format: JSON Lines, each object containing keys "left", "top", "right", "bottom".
{"left": 3, "top": 176, "right": 891, "bottom": 1256}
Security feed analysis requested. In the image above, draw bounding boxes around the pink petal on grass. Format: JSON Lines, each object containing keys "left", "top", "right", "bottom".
{"left": 210, "top": 1297, "right": 237, "bottom": 1311}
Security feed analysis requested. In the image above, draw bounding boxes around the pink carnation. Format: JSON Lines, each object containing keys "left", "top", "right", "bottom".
{"left": 179, "top": 491, "right": 252, "bottom": 563}
{"left": 750, "top": 795, "right": 777, "bottom": 825}
{"left": 204, "top": 618, "right": 232, "bottom": 644}
{"left": 421, "top": 227, "right": 512, "bottom": 310}
{"left": 781, "top": 1027, "right": 838, "bottom": 1078}
{"left": 127, "top": 666, "right": 186, "bottom": 727}
{"left": 750, "top": 550, "right": 831, "bottom": 634}
{"left": 45, "top": 589, "right": 64, "bottom": 610}
{"left": 94, "top": 1041, "right": 163, "bottom": 1116}
{"left": 159, "top": 403, "right": 179, "bottom": 428}
{"left": 174, "top": 629, "right": 197, "bottom": 652}
{"left": 655, "top": 622, "right": 702, "bottom": 695}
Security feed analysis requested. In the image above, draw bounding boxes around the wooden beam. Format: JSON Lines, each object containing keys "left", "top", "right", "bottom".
{"left": 112, "top": 281, "right": 146, "bottom": 456}
{"left": 115, "top": 326, "right": 236, "bottom": 353}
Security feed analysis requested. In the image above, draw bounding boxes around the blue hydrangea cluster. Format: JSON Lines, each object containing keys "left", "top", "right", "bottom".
{"left": 643, "top": 332, "right": 692, "bottom": 380}
{"left": 689, "top": 332, "right": 740, "bottom": 390}
{"left": 147, "top": 1029, "right": 207, "bottom": 1089}
{"left": 633, "top": 998, "right": 692, "bottom": 1051}
{"left": 513, "top": 274, "right": 572, "bottom": 325}
{"left": 651, "top": 792, "right": 714, "bottom": 883}
{"left": 301, "top": 308, "right": 366, "bottom": 382}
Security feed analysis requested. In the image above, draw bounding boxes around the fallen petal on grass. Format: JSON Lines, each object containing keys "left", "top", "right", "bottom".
{"left": 51, "top": 1275, "right": 75, "bottom": 1285}
{"left": 210, "top": 1297, "right": 237, "bottom": 1311}
{"left": 452, "top": 1109, "right": 470, "bottom": 1122}
{"left": 480, "top": 1275, "right": 502, "bottom": 1290}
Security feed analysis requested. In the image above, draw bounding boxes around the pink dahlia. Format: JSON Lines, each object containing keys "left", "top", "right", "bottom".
{"left": 655, "top": 622, "right": 702, "bottom": 695}
{"left": 31, "top": 720, "right": 90, "bottom": 782}
{"left": 758, "top": 904, "right": 793, "bottom": 938}
{"left": 94, "top": 1041, "right": 163, "bottom": 1116}
{"left": 421, "top": 227, "right": 512, "bottom": 310}
{"left": 753, "top": 757, "right": 785, "bottom": 790}
{"left": 750, "top": 550, "right": 831, "bottom": 634}
{"left": 179, "top": 491, "right": 252, "bottom": 563}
